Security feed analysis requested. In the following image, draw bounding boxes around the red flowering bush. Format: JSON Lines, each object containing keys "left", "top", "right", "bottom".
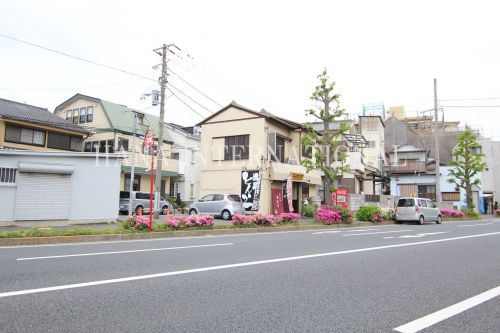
{"left": 315, "top": 205, "right": 342, "bottom": 225}
{"left": 496, "top": 209, "right": 500, "bottom": 216}
{"left": 371, "top": 210, "right": 383, "bottom": 223}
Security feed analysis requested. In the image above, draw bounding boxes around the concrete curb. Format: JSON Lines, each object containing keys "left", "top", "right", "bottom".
{"left": 0, "top": 221, "right": 396, "bottom": 246}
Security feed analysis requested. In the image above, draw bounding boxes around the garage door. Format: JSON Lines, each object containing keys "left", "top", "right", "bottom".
{"left": 15, "top": 173, "right": 72, "bottom": 220}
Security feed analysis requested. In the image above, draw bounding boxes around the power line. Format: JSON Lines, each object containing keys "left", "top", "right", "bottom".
{"left": 439, "top": 97, "right": 500, "bottom": 101}
{"left": 167, "top": 88, "right": 206, "bottom": 119}
{"left": 441, "top": 105, "right": 500, "bottom": 108}
{"left": 0, "top": 33, "right": 156, "bottom": 82}
{"left": 167, "top": 68, "right": 222, "bottom": 107}
{"left": 167, "top": 82, "right": 214, "bottom": 114}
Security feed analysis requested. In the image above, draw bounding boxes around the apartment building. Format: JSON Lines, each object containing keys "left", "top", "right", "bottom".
{"left": 198, "top": 102, "right": 322, "bottom": 215}
{"left": 54, "top": 94, "right": 179, "bottom": 197}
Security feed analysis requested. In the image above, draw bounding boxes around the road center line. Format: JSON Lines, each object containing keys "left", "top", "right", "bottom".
{"left": 458, "top": 223, "right": 492, "bottom": 227}
{"left": 343, "top": 230, "right": 412, "bottom": 237}
{"left": 16, "top": 243, "right": 233, "bottom": 261}
{"left": 1, "top": 231, "right": 499, "bottom": 299}
{"left": 393, "top": 285, "right": 500, "bottom": 333}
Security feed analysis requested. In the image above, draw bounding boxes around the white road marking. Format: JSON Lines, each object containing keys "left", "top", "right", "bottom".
{"left": 312, "top": 231, "right": 342, "bottom": 235}
{"left": 394, "top": 285, "right": 500, "bottom": 333}
{"left": 458, "top": 223, "right": 492, "bottom": 227}
{"left": 16, "top": 243, "right": 233, "bottom": 261}
{"left": 343, "top": 230, "right": 412, "bottom": 237}
{"left": 344, "top": 229, "right": 375, "bottom": 232}
{"left": 2, "top": 231, "right": 499, "bottom": 299}
{"left": 384, "top": 232, "right": 449, "bottom": 239}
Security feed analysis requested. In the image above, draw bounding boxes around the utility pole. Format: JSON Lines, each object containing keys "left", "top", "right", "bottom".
{"left": 128, "top": 112, "right": 138, "bottom": 216}
{"left": 153, "top": 43, "right": 180, "bottom": 218}
{"left": 434, "top": 78, "right": 442, "bottom": 206}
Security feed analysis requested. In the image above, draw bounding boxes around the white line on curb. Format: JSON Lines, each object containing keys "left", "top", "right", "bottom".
{"left": 1, "top": 231, "right": 499, "bottom": 299}
{"left": 343, "top": 230, "right": 412, "bottom": 237}
{"left": 394, "top": 285, "right": 500, "bottom": 333}
{"left": 16, "top": 243, "right": 233, "bottom": 261}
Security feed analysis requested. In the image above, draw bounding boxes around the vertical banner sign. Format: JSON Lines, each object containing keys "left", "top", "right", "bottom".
{"left": 271, "top": 188, "right": 284, "bottom": 214}
{"left": 143, "top": 128, "right": 155, "bottom": 232}
{"left": 241, "top": 170, "right": 261, "bottom": 211}
{"left": 286, "top": 176, "right": 294, "bottom": 212}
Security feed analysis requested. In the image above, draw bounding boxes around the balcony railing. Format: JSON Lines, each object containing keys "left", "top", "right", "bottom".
{"left": 390, "top": 161, "right": 426, "bottom": 174}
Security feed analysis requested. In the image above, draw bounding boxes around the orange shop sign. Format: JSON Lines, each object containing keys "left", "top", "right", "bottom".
{"left": 290, "top": 172, "right": 304, "bottom": 181}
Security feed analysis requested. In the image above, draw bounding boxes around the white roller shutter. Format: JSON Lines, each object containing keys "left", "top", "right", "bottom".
{"left": 15, "top": 173, "right": 72, "bottom": 220}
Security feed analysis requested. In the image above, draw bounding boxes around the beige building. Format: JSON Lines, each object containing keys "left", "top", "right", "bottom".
{"left": 359, "top": 116, "right": 386, "bottom": 195}
{"left": 198, "top": 102, "right": 322, "bottom": 214}
{"left": 54, "top": 94, "right": 179, "bottom": 196}
{"left": 0, "top": 98, "right": 88, "bottom": 151}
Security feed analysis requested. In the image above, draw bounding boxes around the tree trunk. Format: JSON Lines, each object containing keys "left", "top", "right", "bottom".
{"left": 323, "top": 91, "right": 332, "bottom": 207}
{"left": 324, "top": 177, "right": 333, "bottom": 207}
{"left": 465, "top": 181, "right": 473, "bottom": 214}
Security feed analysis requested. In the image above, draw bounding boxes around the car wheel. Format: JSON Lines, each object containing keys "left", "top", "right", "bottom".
{"left": 418, "top": 216, "right": 424, "bottom": 225}
{"left": 135, "top": 206, "right": 144, "bottom": 214}
{"left": 394, "top": 219, "right": 402, "bottom": 224}
{"left": 161, "top": 206, "right": 169, "bottom": 215}
{"left": 436, "top": 215, "right": 442, "bottom": 224}
{"left": 221, "top": 210, "right": 231, "bottom": 220}
{"left": 189, "top": 209, "right": 197, "bottom": 215}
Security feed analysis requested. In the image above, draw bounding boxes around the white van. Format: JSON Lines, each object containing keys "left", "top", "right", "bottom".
{"left": 119, "top": 191, "right": 169, "bottom": 215}
{"left": 395, "top": 197, "right": 442, "bottom": 225}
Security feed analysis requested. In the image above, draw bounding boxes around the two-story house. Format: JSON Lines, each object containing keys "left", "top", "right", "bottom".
{"left": 165, "top": 123, "right": 201, "bottom": 205}
{"left": 54, "top": 94, "right": 179, "bottom": 197}
{"left": 358, "top": 115, "right": 386, "bottom": 195}
{"left": 388, "top": 144, "right": 437, "bottom": 200}
{"left": 0, "top": 98, "right": 89, "bottom": 151}
{"left": 198, "top": 102, "right": 322, "bottom": 215}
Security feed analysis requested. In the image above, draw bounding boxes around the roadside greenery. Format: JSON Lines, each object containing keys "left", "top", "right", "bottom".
{"left": 356, "top": 205, "right": 380, "bottom": 222}
{"left": 302, "top": 204, "right": 318, "bottom": 217}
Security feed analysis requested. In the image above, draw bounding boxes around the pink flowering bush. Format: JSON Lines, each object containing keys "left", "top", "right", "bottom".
{"left": 315, "top": 205, "right": 342, "bottom": 225}
{"left": 165, "top": 215, "right": 214, "bottom": 229}
{"left": 134, "top": 215, "right": 150, "bottom": 230}
{"left": 371, "top": 210, "right": 383, "bottom": 223}
{"left": 440, "top": 209, "right": 465, "bottom": 218}
{"left": 496, "top": 209, "right": 500, "bottom": 216}
{"left": 254, "top": 214, "right": 276, "bottom": 226}
{"left": 280, "top": 213, "right": 301, "bottom": 223}
{"left": 231, "top": 214, "right": 255, "bottom": 225}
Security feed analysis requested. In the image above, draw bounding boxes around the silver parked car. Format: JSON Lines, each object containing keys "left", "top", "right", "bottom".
{"left": 119, "top": 191, "right": 169, "bottom": 215}
{"left": 394, "top": 197, "right": 442, "bottom": 225}
{"left": 189, "top": 194, "right": 245, "bottom": 220}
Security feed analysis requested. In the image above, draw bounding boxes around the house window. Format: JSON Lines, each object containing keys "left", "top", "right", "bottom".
{"left": 191, "top": 149, "right": 195, "bottom": 164}
{"left": 302, "top": 144, "right": 312, "bottom": 158}
{"left": 418, "top": 185, "right": 436, "bottom": 201}
{"left": 124, "top": 174, "right": 141, "bottom": 191}
{"left": 268, "top": 132, "right": 286, "bottom": 162}
{"left": 5, "top": 125, "right": 46, "bottom": 147}
{"left": 79, "top": 108, "right": 86, "bottom": 123}
{"left": 143, "top": 141, "right": 157, "bottom": 155}
{"left": 137, "top": 114, "right": 144, "bottom": 125}
{"left": 72, "top": 109, "right": 79, "bottom": 124}
{"left": 47, "top": 132, "right": 83, "bottom": 151}
{"left": 86, "top": 106, "right": 93, "bottom": 122}
{"left": 367, "top": 141, "right": 376, "bottom": 148}
{"left": 0, "top": 167, "right": 17, "bottom": 186}
{"left": 84, "top": 141, "right": 92, "bottom": 152}
{"left": 169, "top": 182, "right": 179, "bottom": 197}
{"left": 472, "top": 146, "right": 482, "bottom": 155}
{"left": 442, "top": 192, "right": 460, "bottom": 201}
{"left": 117, "top": 137, "right": 129, "bottom": 151}
{"left": 224, "top": 135, "right": 249, "bottom": 160}
{"left": 66, "top": 110, "right": 72, "bottom": 121}
{"left": 171, "top": 152, "right": 180, "bottom": 160}
{"left": 190, "top": 183, "right": 194, "bottom": 197}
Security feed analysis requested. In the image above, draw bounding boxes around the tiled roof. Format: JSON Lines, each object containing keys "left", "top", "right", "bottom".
{"left": 0, "top": 98, "right": 88, "bottom": 133}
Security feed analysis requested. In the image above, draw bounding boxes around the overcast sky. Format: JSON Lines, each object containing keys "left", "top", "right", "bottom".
{"left": 1, "top": 0, "right": 500, "bottom": 137}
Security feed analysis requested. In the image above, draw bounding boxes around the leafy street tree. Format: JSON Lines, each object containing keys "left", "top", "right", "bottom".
{"left": 447, "top": 127, "right": 486, "bottom": 213}
{"left": 301, "top": 69, "right": 350, "bottom": 207}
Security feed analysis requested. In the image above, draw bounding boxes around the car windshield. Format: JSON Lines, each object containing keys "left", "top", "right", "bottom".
{"left": 398, "top": 198, "right": 415, "bottom": 207}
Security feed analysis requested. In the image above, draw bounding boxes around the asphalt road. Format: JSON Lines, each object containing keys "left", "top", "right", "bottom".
{"left": 1, "top": 219, "right": 499, "bottom": 332}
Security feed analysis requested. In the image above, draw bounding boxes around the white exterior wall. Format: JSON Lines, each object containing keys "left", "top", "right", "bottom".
{"left": 0, "top": 151, "right": 121, "bottom": 223}
{"left": 441, "top": 166, "right": 483, "bottom": 212}
{"left": 390, "top": 174, "right": 436, "bottom": 196}
{"left": 166, "top": 125, "right": 201, "bottom": 204}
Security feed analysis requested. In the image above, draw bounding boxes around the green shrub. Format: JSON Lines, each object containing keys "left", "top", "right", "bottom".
{"left": 356, "top": 205, "right": 379, "bottom": 222}
{"left": 302, "top": 204, "right": 318, "bottom": 217}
